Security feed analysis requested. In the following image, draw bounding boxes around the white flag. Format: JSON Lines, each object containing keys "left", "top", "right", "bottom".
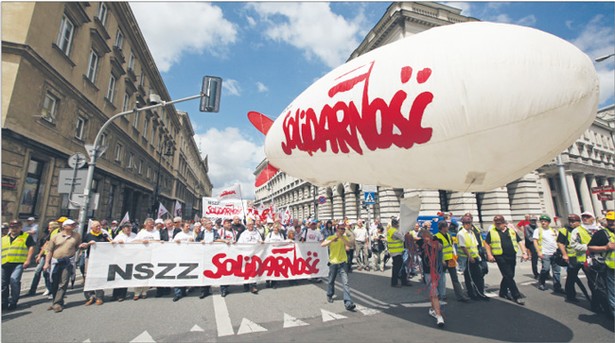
{"left": 282, "top": 205, "right": 292, "bottom": 226}
{"left": 218, "top": 183, "right": 241, "bottom": 200}
{"left": 157, "top": 203, "right": 169, "bottom": 219}
{"left": 174, "top": 200, "right": 182, "bottom": 217}
{"left": 119, "top": 211, "right": 130, "bottom": 226}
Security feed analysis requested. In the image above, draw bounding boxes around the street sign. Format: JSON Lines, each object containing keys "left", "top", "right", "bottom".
{"left": 318, "top": 195, "right": 326, "bottom": 205}
{"left": 58, "top": 169, "right": 88, "bottom": 194}
{"left": 364, "top": 192, "right": 376, "bottom": 205}
{"left": 69, "top": 193, "right": 99, "bottom": 210}
{"left": 597, "top": 193, "right": 613, "bottom": 201}
{"left": 68, "top": 153, "right": 87, "bottom": 169}
{"left": 591, "top": 185, "right": 615, "bottom": 194}
{"left": 363, "top": 185, "right": 377, "bottom": 193}
{"left": 84, "top": 144, "right": 108, "bottom": 160}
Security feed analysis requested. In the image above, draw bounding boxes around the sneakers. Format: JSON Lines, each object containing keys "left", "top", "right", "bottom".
{"left": 327, "top": 296, "right": 334, "bottom": 303}
{"left": 42, "top": 290, "right": 50, "bottom": 296}
{"left": 538, "top": 284, "right": 546, "bottom": 291}
{"left": 345, "top": 302, "right": 356, "bottom": 311}
{"left": 428, "top": 308, "right": 437, "bottom": 318}
{"left": 514, "top": 298, "right": 525, "bottom": 305}
{"left": 251, "top": 287, "right": 259, "bottom": 294}
{"left": 436, "top": 315, "right": 445, "bottom": 327}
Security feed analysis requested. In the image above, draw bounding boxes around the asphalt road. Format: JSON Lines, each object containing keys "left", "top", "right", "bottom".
{"left": 2, "top": 260, "right": 613, "bottom": 342}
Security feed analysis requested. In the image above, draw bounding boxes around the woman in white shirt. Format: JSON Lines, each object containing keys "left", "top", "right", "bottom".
{"left": 237, "top": 221, "right": 262, "bottom": 293}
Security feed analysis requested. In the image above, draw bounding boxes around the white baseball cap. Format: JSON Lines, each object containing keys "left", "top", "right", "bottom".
{"left": 62, "top": 219, "right": 76, "bottom": 226}
{"left": 154, "top": 219, "right": 164, "bottom": 224}
{"left": 27, "top": 217, "right": 35, "bottom": 221}
{"left": 581, "top": 211, "right": 594, "bottom": 218}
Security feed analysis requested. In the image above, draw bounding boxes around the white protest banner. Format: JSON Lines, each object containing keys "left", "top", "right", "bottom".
{"left": 84, "top": 242, "right": 327, "bottom": 291}
{"left": 218, "top": 183, "right": 241, "bottom": 200}
{"left": 202, "top": 197, "right": 247, "bottom": 220}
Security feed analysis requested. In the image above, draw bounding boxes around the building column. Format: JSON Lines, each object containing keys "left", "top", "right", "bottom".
{"left": 318, "top": 188, "right": 332, "bottom": 219}
{"left": 480, "top": 187, "right": 513, "bottom": 223}
{"left": 589, "top": 177, "right": 604, "bottom": 215}
{"left": 448, "top": 192, "right": 477, "bottom": 217}
{"left": 507, "top": 172, "right": 543, "bottom": 222}
{"left": 419, "top": 190, "right": 440, "bottom": 216}
{"left": 578, "top": 175, "right": 595, "bottom": 215}
{"left": 538, "top": 173, "right": 556, "bottom": 217}
{"left": 607, "top": 178, "right": 615, "bottom": 212}
{"left": 332, "top": 186, "right": 344, "bottom": 219}
{"left": 565, "top": 173, "right": 582, "bottom": 214}
{"left": 378, "top": 187, "right": 400, "bottom": 224}
{"left": 345, "top": 184, "right": 359, "bottom": 220}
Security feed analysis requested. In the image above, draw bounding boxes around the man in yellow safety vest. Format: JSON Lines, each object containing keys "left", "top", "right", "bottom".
{"left": 484, "top": 215, "right": 528, "bottom": 305}
{"left": 588, "top": 211, "right": 615, "bottom": 319}
{"left": 2, "top": 220, "right": 35, "bottom": 311}
{"left": 557, "top": 213, "right": 591, "bottom": 303}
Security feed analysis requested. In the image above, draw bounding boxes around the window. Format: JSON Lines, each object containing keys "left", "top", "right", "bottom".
{"left": 128, "top": 153, "right": 134, "bottom": 169}
{"left": 138, "top": 160, "right": 143, "bottom": 174}
{"left": 20, "top": 158, "right": 45, "bottom": 216}
{"left": 75, "top": 117, "right": 86, "bottom": 140}
{"left": 106, "top": 75, "right": 116, "bottom": 102}
{"left": 122, "top": 92, "right": 131, "bottom": 112}
{"left": 107, "top": 184, "right": 116, "bottom": 219}
{"left": 86, "top": 49, "right": 99, "bottom": 83}
{"left": 100, "top": 133, "right": 108, "bottom": 148}
{"left": 128, "top": 53, "right": 135, "bottom": 70}
{"left": 41, "top": 92, "right": 58, "bottom": 123}
{"left": 143, "top": 118, "right": 149, "bottom": 139}
{"left": 115, "top": 30, "right": 124, "bottom": 50}
{"left": 139, "top": 69, "right": 145, "bottom": 87}
{"left": 147, "top": 166, "right": 151, "bottom": 179}
{"left": 150, "top": 122, "right": 156, "bottom": 142}
{"left": 96, "top": 3, "right": 108, "bottom": 26}
{"left": 56, "top": 14, "right": 75, "bottom": 55}
{"left": 132, "top": 110, "right": 140, "bottom": 128}
{"left": 114, "top": 143, "right": 123, "bottom": 162}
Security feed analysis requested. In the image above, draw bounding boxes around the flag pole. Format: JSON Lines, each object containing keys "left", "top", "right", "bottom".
{"left": 237, "top": 183, "right": 247, "bottom": 223}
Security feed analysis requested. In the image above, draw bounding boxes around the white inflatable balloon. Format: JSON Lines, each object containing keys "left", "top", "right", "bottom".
{"left": 249, "top": 22, "right": 599, "bottom": 192}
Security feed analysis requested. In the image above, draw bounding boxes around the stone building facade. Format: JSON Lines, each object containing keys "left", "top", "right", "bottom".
{"left": 2, "top": 2, "right": 212, "bottom": 227}
{"left": 254, "top": 2, "right": 615, "bottom": 227}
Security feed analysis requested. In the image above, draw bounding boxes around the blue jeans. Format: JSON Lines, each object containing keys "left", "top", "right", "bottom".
{"left": 327, "top": 262, "right": 353, "bottom": 306}
{"left": 29, "top": 257, "right": 51, "bottom": 294}
{"left": 174, "top": 287, "right": 186, "bottom": 298}
{"left": 436, "top": 269, "right": 447, "bottom": 299}
{"left": 2, "top": 263, "right": 24, "bottom": 306}
{"left": 540, "top": 254, "right": 561, "bottom": 287}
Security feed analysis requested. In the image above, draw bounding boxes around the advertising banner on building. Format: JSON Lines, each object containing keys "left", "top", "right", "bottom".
{"left": 202, "top": 197, "right": 250, "bottom": 220}
{"left": 84, "top": 242, "right": 328, "bottom": 291}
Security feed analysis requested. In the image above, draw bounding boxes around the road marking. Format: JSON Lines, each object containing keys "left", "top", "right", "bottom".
{"left": 190, "top": 324, "right": 204, "bottom": 332}
{"left": 283, "top": 313, "right": 310, "bottom": 328}
{"left": 400, "top": 301, "right": 448, "bottom": 308}
{"left": 321, "top": 309, "right": 347, "bottom": 322}
{"left": 332, "top": 282, "right": 390, "bottom": 308}
{"left": 83, "top": 339, "right": 91, "bottom": 343}
{"left": 237, "top": 318, "right": 267, "bottom": 335}
{"left": 355, "top": 304, "right": 381, "bottom": 316}
{"left": 213, "top": 295, "right": 234, "bottom": 337}
{"left": 520, "top": 280, "right": 537, "bottom": 286}
{"left": 130, "top": 330, "right": 155, "bottom": 342}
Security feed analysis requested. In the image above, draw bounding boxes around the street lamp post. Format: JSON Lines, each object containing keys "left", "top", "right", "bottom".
{"left": 151, "top": 140, "right": 173, "bottom": 218}
{"left": 77, "top": 76, "right": 222, "bottom": 235}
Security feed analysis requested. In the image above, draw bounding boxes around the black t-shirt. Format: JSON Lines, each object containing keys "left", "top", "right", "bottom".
{"left": 556, "top": 226, "right": 573, "bottom": 245}
{"left": 82, "top": 231, "right": 111, "bottom": 257}
{"left": 486, "top": 228, "right": 521, "bottom": 256}
{"left": 588, "top": 229, "right": 612, "bottom": 248}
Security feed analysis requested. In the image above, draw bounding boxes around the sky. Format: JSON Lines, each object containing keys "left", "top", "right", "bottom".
{"left": 129, "top": 1, "right": 615, "bottom": 199}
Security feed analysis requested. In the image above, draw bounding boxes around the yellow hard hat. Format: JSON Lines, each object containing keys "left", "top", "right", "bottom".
{"left": 606, "top": 211, "right": 615, "bottom": 221}
{"left": 57, "top": 216, "right": 68, "bottom": 223}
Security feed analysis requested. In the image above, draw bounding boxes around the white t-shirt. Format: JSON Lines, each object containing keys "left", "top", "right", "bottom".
{"left": 533, "top": 226, "right": 558, "bottom": 255}
{"left": 200, "top": 230, "right": 217, "bottom": 243}
{"left": 135, "top": 229, "right": 160, "bottom": 241}
{"left": 112, "top": 231, "right": 137, "bottom": 243}
{"left": 174, "top": 231, "right": 194, "bottom": 242}
{"left": 457, "top": 228, "right": 477, "bottom": 248}
{"left": 265, "top": 231, "right": 285, "bottom": 243}
{"left": 354, "top": 226, "right": 368, "bottom": 242}
{"left": 237, "top": 230, "right": 262, "bottom": 243}
{"left": 303, "top": 229, "right": 323, "bottom": 242}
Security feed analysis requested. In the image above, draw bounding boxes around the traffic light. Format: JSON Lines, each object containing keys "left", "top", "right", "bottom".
{"left": 200, "top": 76, "right": 222, "bottom": 112}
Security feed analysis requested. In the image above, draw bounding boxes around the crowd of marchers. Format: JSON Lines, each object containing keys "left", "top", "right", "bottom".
{"left": 2, "top": 210, "right": 614, "bottom": 329}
